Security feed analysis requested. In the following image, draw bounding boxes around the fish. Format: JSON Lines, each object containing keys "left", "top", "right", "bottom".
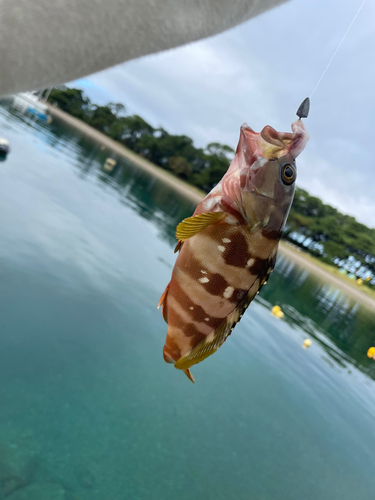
{"left": 158, "top": 116, "right": 309, "bottom": 382}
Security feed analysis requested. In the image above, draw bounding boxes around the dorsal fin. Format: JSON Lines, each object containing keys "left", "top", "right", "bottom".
{"left": 175, "top": 212, "right": 227, "bottom": 242}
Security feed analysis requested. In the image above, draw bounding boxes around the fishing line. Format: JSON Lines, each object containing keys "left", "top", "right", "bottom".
{"left": 310, "top": 0, "right": 367, "bottom": 98}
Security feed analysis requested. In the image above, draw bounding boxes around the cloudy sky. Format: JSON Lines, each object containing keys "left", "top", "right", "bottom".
{"left": 71, "top": 0, "right": 374, "bottom": 228}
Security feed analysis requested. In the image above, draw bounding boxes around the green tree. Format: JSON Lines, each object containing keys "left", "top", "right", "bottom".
{"left": 206, "top": 142, "right": 235, "bottom": 158}
{"left": 89, "top": 105, "right": 118, "bottom": 134}
{"left": 46, "top": 86, "right": 375, "bottom": 287}
{"left": 119, "top": 115, "right": 154, "bottom": 150}
{"left": 48, "top": 87, "right": 92, "bottom": 120}
{"left": 167, "top": 157, "right": 193, "bottom": 179}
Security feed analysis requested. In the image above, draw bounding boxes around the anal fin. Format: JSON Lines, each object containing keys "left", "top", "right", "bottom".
{"left": 174, "top": 284, "right": 258, "bottom": 372}
{"left": 174, "top": 247, "right": 280, "bottom": 380}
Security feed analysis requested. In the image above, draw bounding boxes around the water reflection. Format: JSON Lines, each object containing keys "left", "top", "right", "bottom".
{"left": 1, "top": 103, "right": 375, "bottom": 500}
{"left": 1, "top": 101, "right": 196, "bottom": 249}
{"left": 261, "top": 253, "right": 375, "bottom": 379}
{"left": 2, "top": 101, "right": 374, "bottom": 382}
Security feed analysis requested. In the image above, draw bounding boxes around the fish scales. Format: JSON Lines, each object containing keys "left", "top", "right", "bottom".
{"left": 163, "top": 226, "right": 277, "bottom": 362}
{"left": 159, "top": 119, "right": 309, "bottom": 382}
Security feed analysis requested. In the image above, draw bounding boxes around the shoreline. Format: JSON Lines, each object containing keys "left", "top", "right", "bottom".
{"left": 279, "top": 243, "right": 375, "bottom": 311}
{"left": 47, "top": 104, "right": 205, "bottom": 203}
{"left": 47, "top": 104, "right": 375, "bottom": 311}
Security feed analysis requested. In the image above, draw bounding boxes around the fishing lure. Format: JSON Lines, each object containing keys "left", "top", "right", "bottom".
{"left": 159, "top": 100, "right": 310, "bottom": 382}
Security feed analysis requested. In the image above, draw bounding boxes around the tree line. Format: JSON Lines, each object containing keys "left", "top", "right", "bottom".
{"left": 48, "top": 87, "right": 233, "bottom": 192}
{"left": 48, "top": 87, "right": 375, "bottom": 287}
{"left": 286, "top": 188, "right": 375, "bottom": 285}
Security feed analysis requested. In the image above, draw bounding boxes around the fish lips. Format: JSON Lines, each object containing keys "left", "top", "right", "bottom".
{"left": 238, "top": 120, "right": 309, "bottom": 165}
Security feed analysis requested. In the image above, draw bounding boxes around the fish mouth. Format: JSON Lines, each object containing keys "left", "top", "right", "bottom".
{"left": 238, "top": 121, "right": 309, "bottom": 164}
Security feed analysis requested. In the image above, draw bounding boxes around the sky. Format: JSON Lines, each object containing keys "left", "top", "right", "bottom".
{"left": 71, "top": 0, "right": 374, "bottom": 228}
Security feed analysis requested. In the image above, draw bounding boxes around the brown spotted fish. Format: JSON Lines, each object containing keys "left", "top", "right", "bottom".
{"left": 159, "top": 117, "right": 309, "bottom": 382}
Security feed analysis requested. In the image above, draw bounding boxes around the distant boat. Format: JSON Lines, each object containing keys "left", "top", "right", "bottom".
{"left": 0, "top": 138, "right": 10, "bottom": 160}
{"left": 11, "top": 92, "right": 52, "bottom": 122}
{"left": 0, "top": 138, "right": 10, "bottom": 153}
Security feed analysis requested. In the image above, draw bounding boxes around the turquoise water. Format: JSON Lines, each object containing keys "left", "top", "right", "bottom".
{"left": 0, "top": 104, "right": 374, "bottom": 500}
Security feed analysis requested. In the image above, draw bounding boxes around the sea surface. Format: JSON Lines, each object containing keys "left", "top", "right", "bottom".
{"left": 0, "top": 103, "right": 374, "bottom": 500}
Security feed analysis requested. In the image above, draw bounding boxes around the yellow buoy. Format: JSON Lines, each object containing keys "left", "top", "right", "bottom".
{"left": 104, "top": 158, "right": 117, "bottom": 172}
{"left": 302, "top": 339, "right": 312, "bottom": 349}
{"left": 271, "top": 305, "right": 284, "bottom": 319}
{"left": 367, "top": 347, "right": 375, "bottom": 358}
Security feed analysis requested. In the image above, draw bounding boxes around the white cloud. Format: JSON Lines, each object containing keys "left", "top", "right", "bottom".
{"left": 72, "top": 0, "right": 375, "bottom": 227}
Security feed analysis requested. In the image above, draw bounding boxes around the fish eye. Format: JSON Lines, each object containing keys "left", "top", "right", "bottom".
{"left": 281, "top": 163, "right": 296, "bottom": 185}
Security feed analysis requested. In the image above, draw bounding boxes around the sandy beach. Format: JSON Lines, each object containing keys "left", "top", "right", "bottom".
{"left": 47, "top": 103, "right": 375, "bottom": 311}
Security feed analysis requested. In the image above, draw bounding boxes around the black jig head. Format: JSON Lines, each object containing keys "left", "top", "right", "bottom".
{"left": 296, "top": 98, "right": 310, "bottom": 119}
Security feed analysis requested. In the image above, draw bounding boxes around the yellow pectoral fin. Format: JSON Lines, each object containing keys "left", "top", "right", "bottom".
{"left": 175, "top": 212, "right": 226, "bottom": 242}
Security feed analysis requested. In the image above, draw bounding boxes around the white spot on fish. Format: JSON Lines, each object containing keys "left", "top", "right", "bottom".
{"left": 225, "top": 215, "right": 238, "bottom": 226}
{"left": 246, "top": 258, "right": 255, "bottom": 268}
{"left": 205, "top": 317, "right": 209, "bottom": 321}
{"left": 222, "top": 238, "right": 231, "bottom": 243}
{"left": 200, "top": 270, "right": 207, "bottom": 274}
{"left": 190, "top": 307, "right": 194, "bottom": 310}
{"left": 217, "top": 245, "right": 225, "bottom": 252}
{"left": 223, "top": 286, "right": 234, "bottom": 299}
{"left": 199, "top": 277, "right": 209, "bottom": 284}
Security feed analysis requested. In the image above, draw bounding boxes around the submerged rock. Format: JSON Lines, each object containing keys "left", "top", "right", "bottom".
{"left": 0, "top": 460, "right": 24, "bottom": 498}
{"left": 0, "top": 475, "right": 24, "bottom": 498}
{"left": 0, "top": 461, "right": 14, "bottom": 482}
{"left": 20, "top": 458, "right": 39, "bottom": 485}
{"left": 6, "top": 483, "right": 65, "bottom": 500}
{"left": 75, "top": 467, "right": 95, "bottom": 489}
